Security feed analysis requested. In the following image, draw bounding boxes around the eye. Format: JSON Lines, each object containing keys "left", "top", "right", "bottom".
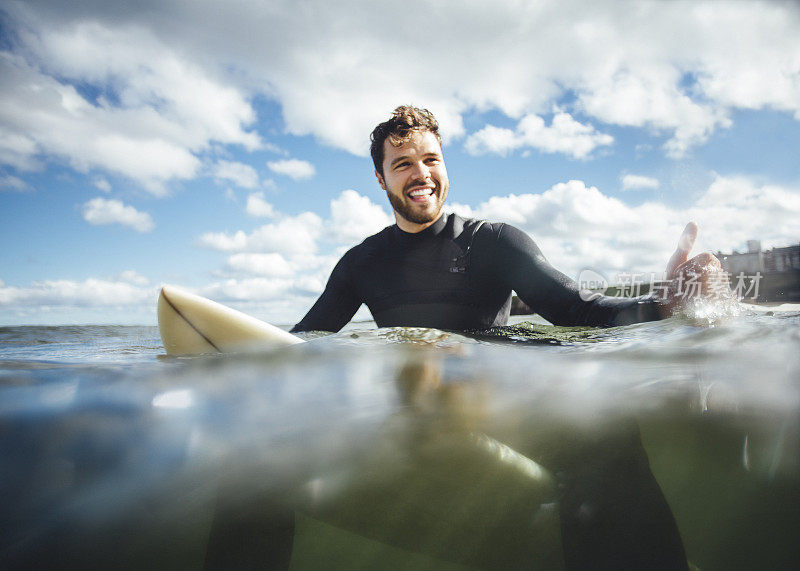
{"left": 394, "top": 161, "right": 409, "bottom": 170}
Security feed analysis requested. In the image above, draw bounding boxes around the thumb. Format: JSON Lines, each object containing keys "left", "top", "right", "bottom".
{"left": 666, "top": 222, "right": 698, "bottom": 279}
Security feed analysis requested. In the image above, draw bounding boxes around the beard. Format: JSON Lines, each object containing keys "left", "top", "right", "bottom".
{"left": 386, "top": 180, "right": 448, "bottom": 225}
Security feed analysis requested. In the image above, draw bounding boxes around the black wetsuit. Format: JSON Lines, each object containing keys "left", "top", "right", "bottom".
{"left": 292, "top": 212, "right": 663, "bottom": 332}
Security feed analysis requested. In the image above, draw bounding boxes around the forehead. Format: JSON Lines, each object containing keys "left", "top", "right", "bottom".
{"left": 382, "top": 131, "right": 442, "bottom": 163}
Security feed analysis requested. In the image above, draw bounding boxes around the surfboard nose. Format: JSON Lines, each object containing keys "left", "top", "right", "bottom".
{"left": 157, "top": 284, "right": 304, "bottom": 356}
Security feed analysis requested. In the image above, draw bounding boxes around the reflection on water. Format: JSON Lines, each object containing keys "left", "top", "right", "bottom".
{"left": 0, "top": 310, "right": 799, "bottom": 569}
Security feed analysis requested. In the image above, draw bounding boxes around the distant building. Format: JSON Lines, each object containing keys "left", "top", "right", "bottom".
{"left": 715, "top": 240, "right": 800, "bottom": 302}
{"left": 715, "top": 240, "right": 764, "bottom": 275}
{"left": 715, "top": 241, "right": 800, "bottom": 275}
{"left": 765, "top": 244, "right": 800, "bottom": 273}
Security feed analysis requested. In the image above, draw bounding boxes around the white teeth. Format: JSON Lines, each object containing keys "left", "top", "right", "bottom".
{"left": 409, "top": 188, "right": 433, "bottom": 197}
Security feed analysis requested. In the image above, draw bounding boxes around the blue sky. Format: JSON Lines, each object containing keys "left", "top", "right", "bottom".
{"left": 1, "top": 0, "right": 799, "bottom": 325}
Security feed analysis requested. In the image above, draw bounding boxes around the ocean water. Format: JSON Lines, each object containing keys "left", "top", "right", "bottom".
{"left": 1, "top": 307, "right": 799, "bottom": 569}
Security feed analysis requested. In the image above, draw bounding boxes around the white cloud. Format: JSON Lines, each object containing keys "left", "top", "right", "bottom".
{"left": 465, "top": 111, "right": 613, "bottom": 159}
{"left": 82, "top": 197, "right": 155, "bottom": 232}
{"left": 267, "top": 159, "right": 316, "bottom": 180}
{"left": 200, "top": 277, "right": 294, "bottom": 303}
{"left": 214, "top": 160, "right": 259, "bottom": 189}
{"left": 0, "top": 53, "right": 203, "bottom": 195}
{"left": 463, "top": 125, "right": 519, "bottom": 157}
{"left": 690, "top": 176, "right": 800, "bottom": 253}
{"left": 166, "top": 1, "right": 799, "bottom": 155}
{"left": 197, "top": 230, "right": 248, "bottom": 252}
{"left": 225, "top": 253, "right": 294, "bottom": 277}
{"left": 198, "top": 212, "right": 322, "bottom": 256}
{"left": 691, "top": 4, "right": 800, "bottom": 119}
{"left": 577, "top": 68, "right": 732, "bottom": 158}
{"left": 0, "top": 14, "right": 258, "bottom": 193}
{"left": 201, "top": 190, "right": 390, "bottom": 264}
{"left": 245, "top": 191, "right": 275, "bottom": 218}
{"left": 22, "top": 19, "right": 261, "bottom": 151}
{"left": 444, "top": 202, "right": 475, "bottom": 219}
{"left": 467, "top": 180, "right": 638, "bottom": 236}
{"left": 328, "top": 189, "right": 393, "bottom": 243}
{"left": 621, "top": 174, "right": 660, "bottom": 191}
{"left": 0, "top": 277, "right": 153, "bottom": 308}
{"left": 2, "top": 0, "right": 798, "bottom": 175}
{"left": 118, "top": 270, "right": 150, "bottom": 286}
{"left": 93, "top": 177, "right": 111, "bottom": 192}
{"left": 0, "top": 125, "right": 41, "bottom": 171}
{"left": 0, "top": 173, "right": 32, "bottom": 192}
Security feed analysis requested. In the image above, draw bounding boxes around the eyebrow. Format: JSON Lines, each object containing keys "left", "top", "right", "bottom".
{"left": 389, "top": 155, "right": 409, "bottom": 168}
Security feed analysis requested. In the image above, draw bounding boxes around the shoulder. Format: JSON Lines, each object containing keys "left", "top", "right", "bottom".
{"left": 340, "top": 224, "right": 395, "bottom": 261}
{"left": 492, "top": 222, "right": 545, "bottom": 259}
{"left": 494, "top": 222, "right": 528, "bottom": 242}
{"left": 447, "top": 212, "right": 503, "bottom": 240}
{"left": 355, "top": 223, "right": 395, "bottom": 250}
{"left": 447, "top": 213, "right": 535, "bottom": 244}
{"left": 459, "top": 217, "right": 544, "bottom": 259}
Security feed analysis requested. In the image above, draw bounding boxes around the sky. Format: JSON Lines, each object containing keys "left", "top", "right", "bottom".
{"left": 1, "top": 0, "right": 799, "bottom": 326}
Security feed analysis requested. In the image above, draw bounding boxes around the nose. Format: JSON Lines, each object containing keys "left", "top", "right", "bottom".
{"left": 410, "top": 160, "right": 431, "bottom": 181}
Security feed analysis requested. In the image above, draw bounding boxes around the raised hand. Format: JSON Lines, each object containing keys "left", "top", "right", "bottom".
{"left": 662, "top": 222, "right": 723, "bottom": 314}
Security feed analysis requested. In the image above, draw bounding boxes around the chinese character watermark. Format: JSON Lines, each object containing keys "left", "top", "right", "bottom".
{"left": 732, "top": 271, "right": 762, "bottom": 300}
{"left": 577, "top": 269, "right": 762, "bottom": 301}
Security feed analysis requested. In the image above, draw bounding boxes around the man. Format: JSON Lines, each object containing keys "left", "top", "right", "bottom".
{"left": 286, "top": 106, "right": 711, "bottom": 569}
{"left": 293, "top": 106, "right": 721, "bottom": 334}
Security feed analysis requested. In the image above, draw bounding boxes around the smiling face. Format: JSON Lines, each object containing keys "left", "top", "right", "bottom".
{"left": 376, "top": 130, "right": 449, "bottom": 233}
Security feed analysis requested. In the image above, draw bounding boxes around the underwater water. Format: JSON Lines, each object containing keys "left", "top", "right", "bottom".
{"left": 1, "top": 307, "right": 798, "bottom": 569}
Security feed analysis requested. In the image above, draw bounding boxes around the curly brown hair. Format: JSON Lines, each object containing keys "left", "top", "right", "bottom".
{"left": 370, "top": 106, "right": 442, "bottom": 177}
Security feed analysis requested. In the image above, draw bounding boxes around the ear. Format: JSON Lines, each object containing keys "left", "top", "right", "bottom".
{"left": 375, "top": 170, "right": 386, "bottom": 190}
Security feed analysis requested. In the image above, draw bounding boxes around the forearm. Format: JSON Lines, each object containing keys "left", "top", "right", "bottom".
{"left": 498, "top": 225, "right": 665, "bottom": 327}
{"left": 573, "top": 293, "right": 664, "bottom": 327}
{"left": 518, "top": 271, "right": 663, "bottom": 327}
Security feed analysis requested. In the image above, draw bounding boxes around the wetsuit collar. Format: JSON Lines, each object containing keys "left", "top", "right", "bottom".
{"left": 393, "top": 213, "right": 449, "bottom": 240}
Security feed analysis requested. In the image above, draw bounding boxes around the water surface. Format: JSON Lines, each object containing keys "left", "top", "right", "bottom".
{"left": 1, "top": 308, "right": 798, "bottom": 569}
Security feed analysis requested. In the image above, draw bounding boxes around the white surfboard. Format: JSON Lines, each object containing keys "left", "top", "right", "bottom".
{"left": 158, "top": 284, "right": 305, "bottom": 356}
